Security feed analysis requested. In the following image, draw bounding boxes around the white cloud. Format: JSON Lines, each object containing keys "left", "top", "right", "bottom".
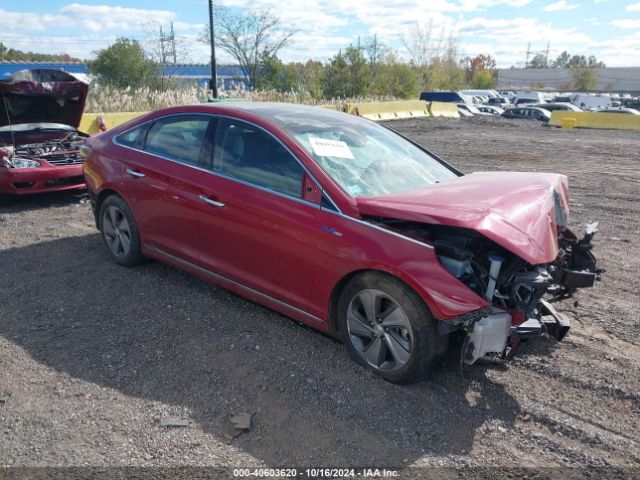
{"left": 459, "top": 16, "right": 591, "bottom": 44}
{"left": 611, "top": 18, "right": 640, "bottom": 28}
{"left": 579, "top": 31, "right": 640, "bottom": 66}
{"left": 0, "top": 32, "right": 123, "bottom": 59}
{"left": 456, "top": 0, "right": 531, "bottom": 9}
{"left": 59, "top": 3, "right": 174, "bottom": 31}
{"left": 172, "top": 21, "right": 206, "bottom": 33}
{"left": 543, "top": 1, "right": 580, "bottom": 11}
{"left": 625, "top": 2, "right": 640, "bottom": 10}
{"left": 0, "top": 4, "right": 179, "bottom": 33}
{"left": 583, "top": 17, "right": 602, "bottom": 26}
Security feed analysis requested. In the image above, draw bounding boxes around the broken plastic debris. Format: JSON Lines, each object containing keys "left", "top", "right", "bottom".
{"left": 160, "top": 417, "right": 189, "bottom": 427}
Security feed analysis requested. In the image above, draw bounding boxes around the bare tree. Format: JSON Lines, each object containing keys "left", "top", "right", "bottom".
{"left": 359, "top": 34, "right": 389, "bottom": 84}
{"left": 201, "top": 7, "right": 297, "bottom": 87}
{"left": 401, "top": 22, "right": 434, "bottom": 67}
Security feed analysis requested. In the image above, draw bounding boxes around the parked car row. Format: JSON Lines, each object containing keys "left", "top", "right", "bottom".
{"left": 420, "top": 89, "right": 640, "bottom": 121}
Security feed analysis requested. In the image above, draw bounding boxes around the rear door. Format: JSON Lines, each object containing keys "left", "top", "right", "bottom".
{"left": 193, "top": 117, "right": 319, "bottom": 311}
{"left": 117, "top": 114, "right": 213, "bottom": 263}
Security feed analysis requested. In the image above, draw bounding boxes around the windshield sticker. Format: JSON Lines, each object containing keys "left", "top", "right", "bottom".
{"left": 309, "top": 137, "right": 354, "bottom": 159}
{"left": 345, "top": 184, "right": 362, "bottom": 196}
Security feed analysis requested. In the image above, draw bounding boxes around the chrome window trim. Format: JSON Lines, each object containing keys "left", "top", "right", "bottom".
{"left": 146, "top": 244, "right": 323, "bottom": 323}
{"left": 320, "top": 193, "right": 340, "bottom": 213}
{"left": 112, "top": 112, "right": 343, "bottom": 213}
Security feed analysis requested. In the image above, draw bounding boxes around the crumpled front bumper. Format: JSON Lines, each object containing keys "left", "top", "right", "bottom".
{"left": 0, "top": 164, "right": 84, "bottom": 195}
{"left": 463, "top": 223, "right": 601, "bottom": 365}
{"left": 511, "top": 299, "right": 571, "bottom": 342}
{"left": 464, "top": 300, "right": 573, "bottom": 365}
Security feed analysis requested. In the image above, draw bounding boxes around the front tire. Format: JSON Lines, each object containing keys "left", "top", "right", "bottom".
{"left": 99, "top": 195, "right": 145, "bottom": 267}
{"left": 337, "top": 272, "right": 444, "bottom": 384}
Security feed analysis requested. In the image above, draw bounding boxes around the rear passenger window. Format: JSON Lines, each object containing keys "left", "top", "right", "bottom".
{"left": 144, "top": 115, "right": 211, "bottom": 167}
{"left": 213, "top": 119, "right": 304, "bottom": 198}
{"left": 115, "top": 124, "right": 148, "bottom": 148}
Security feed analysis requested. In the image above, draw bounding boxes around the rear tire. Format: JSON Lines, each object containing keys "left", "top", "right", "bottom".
{"left": 99, "top": 195, "right": 145, "bottom": 267}
{"left": 337, "top": 272, "right": 445, "bottom": 384}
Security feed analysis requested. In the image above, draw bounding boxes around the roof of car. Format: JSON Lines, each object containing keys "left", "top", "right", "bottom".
{"left": 600, "top": 108, "right": 640, "bottom": 114}
{"left": 506, "top": 106, "right": 549, "bottom": 112}
{"left": 188, "top": 101, "right": 380, "bottom": 131}
{"left": 201, "top": 101, "right": 353, "bottom": 120}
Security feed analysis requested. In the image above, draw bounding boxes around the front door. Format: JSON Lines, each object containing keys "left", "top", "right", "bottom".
{"left": 193, "top": 117, "right": 319, "bottom": 311}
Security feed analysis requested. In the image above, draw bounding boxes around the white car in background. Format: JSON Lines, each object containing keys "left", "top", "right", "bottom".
{"left": 573, "top": 93, "right": 611, "bottom": 110}
{"left": 477, "top": 105, "right": 505, "bottom": 115}
{"left": 458, "top": 103, "right": 492, "bottom": 116}
{"left": 597, "top": 107, "right": 640, "bottom": 115}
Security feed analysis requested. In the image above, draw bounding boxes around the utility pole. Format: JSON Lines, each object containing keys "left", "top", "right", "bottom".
{"left": 159, "top": 22, "right": 177, "bottom": 66}
{"left": 168, "top": 22, "right": 177, "bottom": 65}
{"left": 545, "top": 41, "right": 550, "bottom": 68}
{"left": 159, "top": 25, "right": 165, "bottom": 64}
{"left": 208, "top": 0, "right": 218, "bottom": 98}
{"left": 525, "top": 42, "right": 530, "bottom": 68}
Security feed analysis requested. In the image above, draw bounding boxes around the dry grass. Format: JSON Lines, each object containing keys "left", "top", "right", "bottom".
{"left": 86, "top": 84, "right": 210, "bottom": 113}
{"left": 224, "top": 87, "right": 398, "bottom": 106}
{"left": 86, "top": 83, "right": 399, "bottom": 113}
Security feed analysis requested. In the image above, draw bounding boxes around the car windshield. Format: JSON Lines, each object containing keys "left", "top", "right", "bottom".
{"left": 270, "top": 109, "right": 458, "bottom": 197}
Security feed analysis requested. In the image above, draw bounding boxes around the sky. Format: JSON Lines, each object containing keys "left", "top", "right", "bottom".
{"left": 1, "top": 0, "right": 639, "bottom": 67}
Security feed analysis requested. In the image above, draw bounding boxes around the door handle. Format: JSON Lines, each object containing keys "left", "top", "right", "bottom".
{"left": 199, "top": 194, "right": 225, "bottom": 207}
{"left": 126, "top": 168, "right": 145, "bottom": 178}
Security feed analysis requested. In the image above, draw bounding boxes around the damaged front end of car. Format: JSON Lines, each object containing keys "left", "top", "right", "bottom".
{"left": 357, "top": 172, "right": 602, "bottom": 365}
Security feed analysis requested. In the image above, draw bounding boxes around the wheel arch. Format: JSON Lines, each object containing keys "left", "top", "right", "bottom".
{"left": 94, "top": 187, "right": 127, "bottom": 229}
{"left": 327, "top": 268, "right": 436, "bottom": 339}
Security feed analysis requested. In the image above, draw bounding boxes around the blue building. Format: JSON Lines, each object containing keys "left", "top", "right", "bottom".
{"left": 0, "top": 61, "right": 250, "bottom": 90}
{"left": 0, "top": 61, "right": 87, "bottom": 79}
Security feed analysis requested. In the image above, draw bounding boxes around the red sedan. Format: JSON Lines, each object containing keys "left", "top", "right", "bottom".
{"left": 83, "top": 103, "right": 600, "bottom": 383}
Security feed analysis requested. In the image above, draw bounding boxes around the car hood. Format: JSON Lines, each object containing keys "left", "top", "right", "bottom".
{"left": 0, "top": 69, "right": 88, "bottom": 129}
{"left": 356, "top": 171, "right": 570, "bottom": 265}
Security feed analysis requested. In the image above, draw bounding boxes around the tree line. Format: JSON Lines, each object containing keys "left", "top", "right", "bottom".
{"left": 0, "top": 42, "right": 80, "bottom": 63}
{"left": 528, "top": 51, "right": 606, "bottom": 69}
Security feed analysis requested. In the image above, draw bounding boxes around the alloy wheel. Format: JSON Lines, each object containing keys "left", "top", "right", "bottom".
{"left": 102, "top": 205, "right": 132, "bottom": 258}
{"left": 346, "top": 288, "right": 414, "bottom": 372}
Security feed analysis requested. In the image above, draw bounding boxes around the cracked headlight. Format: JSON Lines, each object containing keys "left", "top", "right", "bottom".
{"left": 11, "top": 158, "right": 40, "bottom": 169}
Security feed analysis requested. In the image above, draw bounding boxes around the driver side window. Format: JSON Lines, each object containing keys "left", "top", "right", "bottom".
{"left": 212, "top": 119, "right": 304, "bottom": 198}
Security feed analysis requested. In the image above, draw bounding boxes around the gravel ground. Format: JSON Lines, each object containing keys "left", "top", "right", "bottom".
{"left": 0, "top": 116, "right": 639, "bottom": 478}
